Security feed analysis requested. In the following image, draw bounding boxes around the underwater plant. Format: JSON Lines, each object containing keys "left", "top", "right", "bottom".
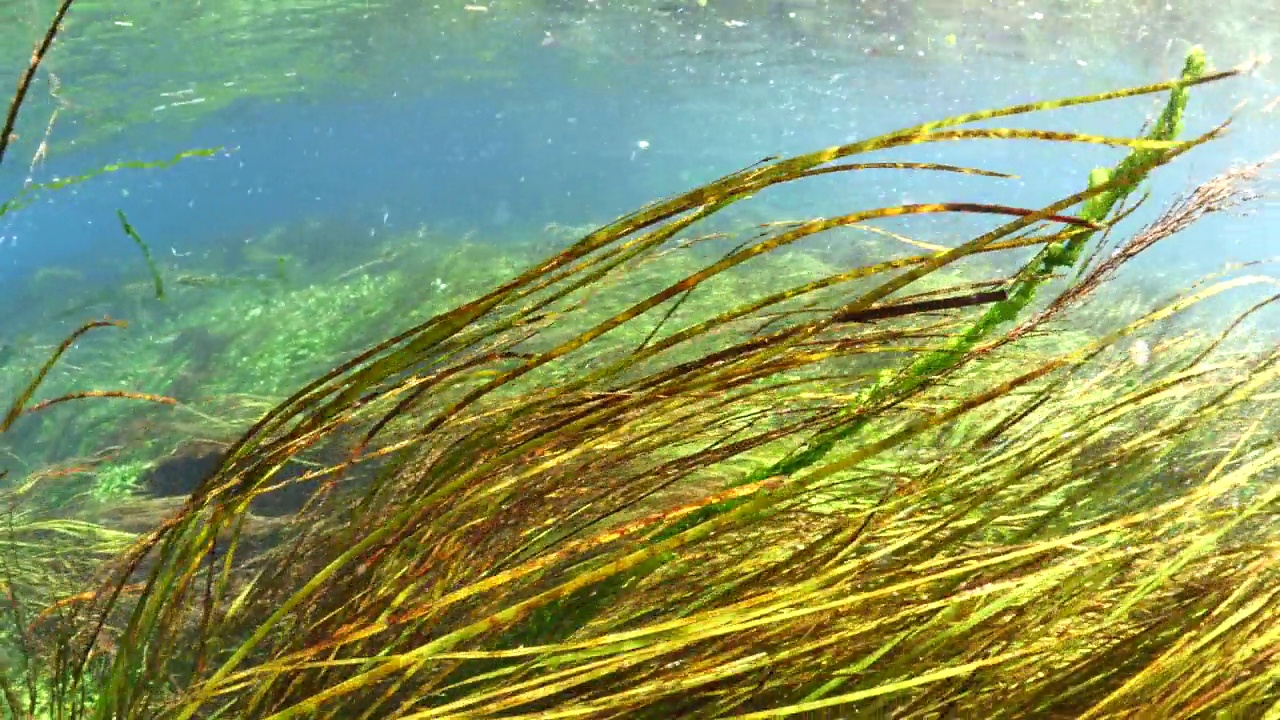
{"left": 7, "top": 1, "right": 1280, "bottom": 718}
{"left": 2, "top": 39, "right": 1268, "bottom": 720}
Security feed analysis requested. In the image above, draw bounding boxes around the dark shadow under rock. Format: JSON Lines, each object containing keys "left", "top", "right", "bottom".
{"left": 141, "top": 439, "right": 330, "bottom": 517}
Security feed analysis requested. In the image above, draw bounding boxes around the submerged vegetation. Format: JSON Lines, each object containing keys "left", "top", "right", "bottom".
{"left": 5, "top": 3, "right": 1280, "bottom": 720}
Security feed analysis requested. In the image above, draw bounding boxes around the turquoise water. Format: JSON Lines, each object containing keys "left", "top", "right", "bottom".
{"left": 0, "top": 3, "right": 1279, "bottom": 712}
{"left": 2, "top": 1, "right": 1276, "bottom": 283}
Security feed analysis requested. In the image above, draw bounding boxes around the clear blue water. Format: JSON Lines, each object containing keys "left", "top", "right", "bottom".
{"left": 1, "top": 3, "right": 1278, "bottom": 304}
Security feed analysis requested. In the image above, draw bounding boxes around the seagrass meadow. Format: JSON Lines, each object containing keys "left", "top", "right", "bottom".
{"left": 6, "top": 1, "right": 1280, "bottom": 718}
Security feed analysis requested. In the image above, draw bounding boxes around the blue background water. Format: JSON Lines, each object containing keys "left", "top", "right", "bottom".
{"left": 1, "top": 6, "right": 1277, "bottom": 297}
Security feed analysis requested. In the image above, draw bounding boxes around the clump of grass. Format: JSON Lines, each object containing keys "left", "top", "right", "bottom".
{"left": 13, "top": 48, "right": 1270, "bottom": 720}
{"left": 89, "top": 461, "right": 147, "bottom": 502}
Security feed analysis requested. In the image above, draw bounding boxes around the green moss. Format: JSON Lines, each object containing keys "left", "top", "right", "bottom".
{"left": 91, "top": 460, "right": 148, "bottom": 500}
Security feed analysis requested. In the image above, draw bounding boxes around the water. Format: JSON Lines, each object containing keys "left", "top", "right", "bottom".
{"left": 2, "top": 3, "right": 1280, "bottom": 712}
{"left": 1, "top": 0, "right": 1279, "bottom": 454}
{"left": 2, "top": 1, "right": 1276, "bottom": 281}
